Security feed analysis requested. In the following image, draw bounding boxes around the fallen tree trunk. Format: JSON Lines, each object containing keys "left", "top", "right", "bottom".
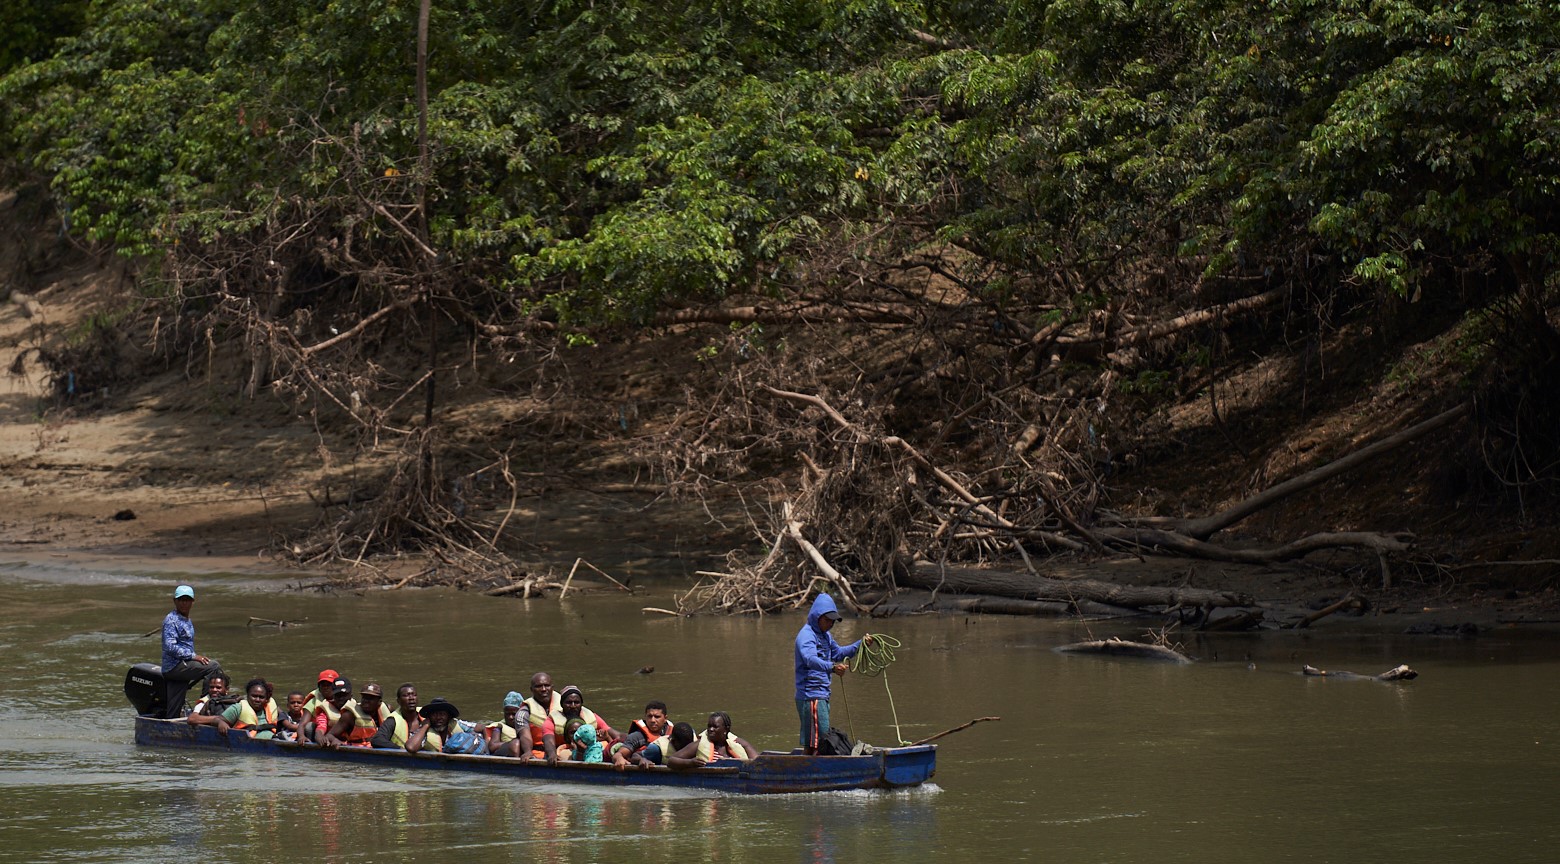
{"left": 1054, "top": 638, "right": 1194, "bottom": 664}
{"left": 861, "top": 590, "right": 1145, "bottom": 618}
{"left": 906, "top": 561, "right": 1253, "bottom": 609}
{"left": 1108, "top": 403, "right": 1470, "bottom": 540}
{"left": 1091, "top": 528, "right": 1413, "bottom": 563}
{"left": 1055, "top": 286, "right": 1290, "bottom": 350}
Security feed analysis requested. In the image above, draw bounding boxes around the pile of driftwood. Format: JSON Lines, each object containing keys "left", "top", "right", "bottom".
{"left": 679, "top": 385, "right": 1470, "bottom": 619}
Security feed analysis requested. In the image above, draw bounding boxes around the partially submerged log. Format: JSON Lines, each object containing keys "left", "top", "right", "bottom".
{"left": 1301, "top": 664, "right": 1418, "bottom": 681}
{"left": 1055, "top": 637, "right": 1194, "bottom": 664}
{"left": 906, "top": 562, "right": 1253, "bottom": 611}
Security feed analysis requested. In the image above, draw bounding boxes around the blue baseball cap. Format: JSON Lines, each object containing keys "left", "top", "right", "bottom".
{"left": 173, "top": 585, "right": 195, "bottom": 599}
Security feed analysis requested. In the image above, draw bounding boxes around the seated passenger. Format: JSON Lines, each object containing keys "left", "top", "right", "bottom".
{"left": 643, "top": 722, "right": 697, "bottom": 768}
{"left": 571, "top": 722, "right": 606, "bottom": 764}
{"left": 524, "top": 673, "right": 565, "bottom": 764}
{"left": 667, "top": 712, "right": 757, "bottom": 768}
{"left": 300, "top": 669, "right": 340, "bottom": 718}
{"left": 324, "top": 682, "right": 390, "bottom": 747}
{"left": 405, "top": 697, "right": 476, "bottom": 754}
{"left": 310, "top": 677, "right": 354, "bottom": 745}
{"left": 610, "top": 700, "right": 672, "bottom": 769}
{"left": 277, "top": 691, "right": 308, "bottom": 741}
{"left": 371, "top": 683, "right": 424, "bottom": 750}
{"left": 555, "top": 718, "right": 581, "bottom": 760}
{"left": 201, "top": 677, "right": 282, "bottom": 738}
{"left": 557, "top": 684, "right": 622, "bottom": 744}
{"left": 486, "top": 691, "right": 535, "bottom": 758}
{"left": 186, "top": 673, "right": 233, "bottom": 719}
{"left": 187, "top": 674, "right": 245, "bottom": 733}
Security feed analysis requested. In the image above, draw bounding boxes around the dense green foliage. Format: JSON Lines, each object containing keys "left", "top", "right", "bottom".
{"left": 2, "top": 0, "right": 1557, "bottom": 323}
{"left": 0, "top": 1, "right": 87, "bottom": 73}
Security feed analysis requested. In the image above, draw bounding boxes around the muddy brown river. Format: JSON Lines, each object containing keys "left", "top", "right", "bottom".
{"left": 1, "top": 556, "right": 1556, "bottom": 863}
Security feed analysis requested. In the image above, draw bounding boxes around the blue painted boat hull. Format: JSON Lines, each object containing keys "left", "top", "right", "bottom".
{"left": 133, "top": 716, "right": 935, "bottom": 794}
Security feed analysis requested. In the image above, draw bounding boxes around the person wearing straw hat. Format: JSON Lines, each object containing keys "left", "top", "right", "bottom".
{"left": 405, "top": 697, "right": 474, "bottom": 753}
{"left": 159, "top": 584, "right": 223, "bottom": 718}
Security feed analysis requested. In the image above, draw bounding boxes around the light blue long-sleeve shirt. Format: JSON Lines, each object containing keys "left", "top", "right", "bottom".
{"left": 161, "top": 611, "right": 195, "bottom": 671}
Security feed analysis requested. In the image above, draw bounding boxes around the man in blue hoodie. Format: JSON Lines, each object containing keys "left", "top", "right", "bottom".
{"left": 794, "top": 593, "right": 871, "bottom": 754}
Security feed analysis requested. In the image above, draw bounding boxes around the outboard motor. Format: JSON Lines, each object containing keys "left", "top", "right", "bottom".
{"left": 124, "top": 663, "right": 166, "bottom": 716}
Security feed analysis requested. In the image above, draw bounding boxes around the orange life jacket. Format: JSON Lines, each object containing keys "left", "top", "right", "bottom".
{"left": 629, "top": 717, "right": 671, "bottom": 753}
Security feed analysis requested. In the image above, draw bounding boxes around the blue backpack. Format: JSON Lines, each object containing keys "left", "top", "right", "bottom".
{"left": 442, "top": 723, "right": 488, "bottom": 755}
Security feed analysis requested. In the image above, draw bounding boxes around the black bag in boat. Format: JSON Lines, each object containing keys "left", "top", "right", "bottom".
{"left": 818, "top": 727, "right": 855, "bottom": 756}
{"left": 124, "top": 663, "right": 166, "bottom": 716}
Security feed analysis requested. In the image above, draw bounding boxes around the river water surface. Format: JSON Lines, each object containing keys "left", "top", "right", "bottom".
{"left": 1, "top": 556, "right": 1556, "bottom": 863}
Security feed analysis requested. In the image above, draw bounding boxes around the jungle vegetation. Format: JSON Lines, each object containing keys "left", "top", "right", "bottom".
{"left": 3, "top": 1, "right": 1558, "bottom": 605}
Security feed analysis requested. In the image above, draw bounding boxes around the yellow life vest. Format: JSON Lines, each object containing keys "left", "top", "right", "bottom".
{"left": 695, "top": 731, "right": 749, "bottom": 763}
{"left": 382, "top": 712, "right": 417, "bottom": 749}
{"left": 300, "top": 688, "right": 324, "bottom": 716}
{"left": 424, "top": 720, "right": 473, "bottom": 753}
{"left": 524, "top": 693, "right": 563, "bottom": 733}
{"left": 234, "top": 698, "right": 279, "bottom": 738}
{"left": 493, "top": 721, "right": 519, "bottom": 744}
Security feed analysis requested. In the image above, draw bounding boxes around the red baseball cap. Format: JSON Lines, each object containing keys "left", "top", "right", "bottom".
{"left": 317, "top": 668, "right": 339, "bottom": 683}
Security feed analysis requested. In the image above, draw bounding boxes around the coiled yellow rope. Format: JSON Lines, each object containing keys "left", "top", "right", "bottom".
{"left": 844, "top": 634, "right": 909, "bottom": 745}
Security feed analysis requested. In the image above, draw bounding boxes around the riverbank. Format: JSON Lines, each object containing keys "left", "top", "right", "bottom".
{"left": 4, "top": 192, "right": 1559, "bottom": 629}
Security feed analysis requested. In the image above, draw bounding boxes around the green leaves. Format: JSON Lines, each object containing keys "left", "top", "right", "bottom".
{"left": 2, "top": 0, "right": 1555, "bottom": 325}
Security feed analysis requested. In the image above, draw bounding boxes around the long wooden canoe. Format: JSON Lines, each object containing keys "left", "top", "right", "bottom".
{"left": 133, "top": 716, "right": 937, "bottom": 794}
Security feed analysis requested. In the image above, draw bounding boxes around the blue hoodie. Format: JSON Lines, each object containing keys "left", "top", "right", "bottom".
{"left": 794, "top": 594, "right": 862, "bottom": 700}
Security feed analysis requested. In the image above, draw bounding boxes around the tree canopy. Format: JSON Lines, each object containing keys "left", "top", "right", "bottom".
{"left": 3, "top": 0, "right": 1554, "bottom": 325}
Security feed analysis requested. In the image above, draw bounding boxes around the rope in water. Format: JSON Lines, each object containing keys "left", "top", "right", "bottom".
{"left": 846, "top": 634, "right": 910, "bottom": 745}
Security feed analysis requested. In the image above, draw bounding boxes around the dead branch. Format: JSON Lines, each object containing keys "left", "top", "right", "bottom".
{"left": 785, "top": 520, "right": 863, "bottom": 612}
{"left": 1286, "top": 593, "right": 1361, "bottom": 629}
{"left": 484, "top": 577, "right": 565, "bottom": 597}
{"left": 908, "top": 716, "right": 1001, "bottom": 746}
{"left": 300, "top": 297, "right": 416, "bottom": 356}
{"left": 247, "top": 616, "right": 308, "bottom": 628}
{"left": 578, "top": 558, "right": 633, "bottom": 592}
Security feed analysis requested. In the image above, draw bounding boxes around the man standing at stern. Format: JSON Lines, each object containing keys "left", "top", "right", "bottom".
{"left": 794, "top": 593, "right": 870, "bottom": 755}
{"left": 160, "top": 585, "right": 222, "bottom": 718}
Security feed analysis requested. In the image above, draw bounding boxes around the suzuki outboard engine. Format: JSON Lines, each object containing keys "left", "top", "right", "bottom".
{"left": 124, "top": 663, "right": 166, "bottom": 716}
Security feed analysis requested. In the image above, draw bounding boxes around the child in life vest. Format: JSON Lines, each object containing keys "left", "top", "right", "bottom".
{"left": 571, "top": 722, "right": 606, "bottom": 764}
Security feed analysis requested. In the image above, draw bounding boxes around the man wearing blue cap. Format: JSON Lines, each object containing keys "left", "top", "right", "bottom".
{"left": 160, "top": 585, "right": 223, "bottom": 718}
